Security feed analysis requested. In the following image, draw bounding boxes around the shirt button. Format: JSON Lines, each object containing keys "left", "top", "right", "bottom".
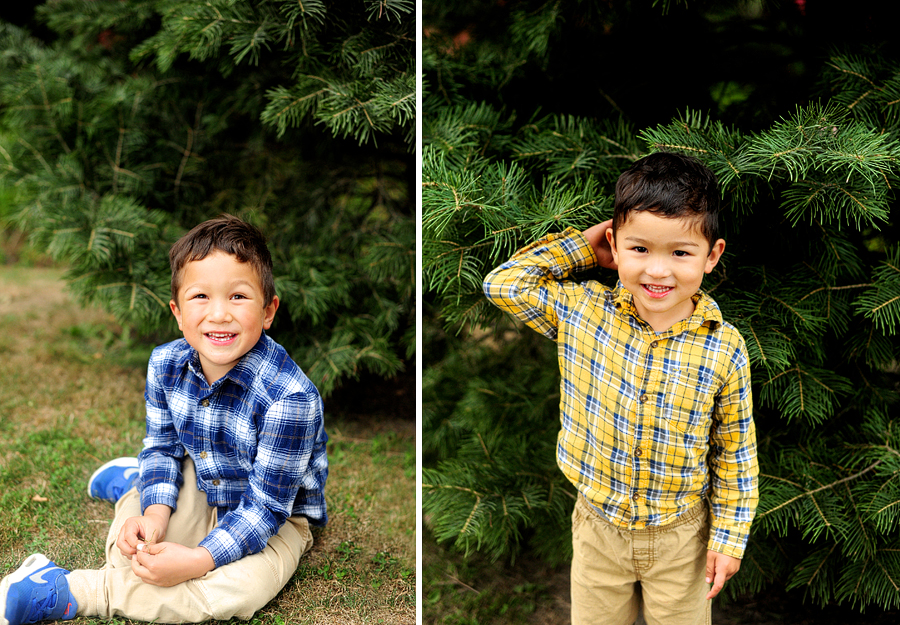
{"left": 199, "top": 451, "right": 208, "bottom": 459}
{"left": 201, "top": 399, "right": 210, "bottom": 407}
{"left": 639, "top": 394, "right": 648, "bottom": 403}
{"left": 212, "top": 479, "right": 220, "bottom": 486}
{"left": 635, "top": 447, "right": 643, "bottom": 457}
{"left": 650, "top": 341, "right": 658, "bottom": 348}
{"left": 632, "top": 492, "right": 640, "bottom": 501}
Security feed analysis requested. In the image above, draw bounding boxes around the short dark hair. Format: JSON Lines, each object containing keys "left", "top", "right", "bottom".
{"left": 169, "top": 214, "right": 275, "bottom": 306}
{"left": 612, "top": 152, "right": 721, "bottom": 248}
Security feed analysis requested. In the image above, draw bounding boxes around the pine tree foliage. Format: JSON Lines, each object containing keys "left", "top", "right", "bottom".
{"left": 423, "top": 329, "right": 576, "bottom": 565}
{"left": 0, "top": 0, "right": 414, "bottom": 396}
{"left": 424, "top": 1, "right": 900, "bottom": 611}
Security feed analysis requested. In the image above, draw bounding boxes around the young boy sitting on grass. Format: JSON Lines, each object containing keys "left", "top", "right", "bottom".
{"left": 2, "top": 215, "right": 328, "bottom": 625}
{"left": 483, "top": 152, "right": 758, "bottom": 625}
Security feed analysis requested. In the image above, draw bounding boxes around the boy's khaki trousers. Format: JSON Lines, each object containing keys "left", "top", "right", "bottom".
{"left": 67, "top": 457, "right": 313, "bottom": 623}
{"left": 570, "top": 495, "right": 711, "bottom": 625}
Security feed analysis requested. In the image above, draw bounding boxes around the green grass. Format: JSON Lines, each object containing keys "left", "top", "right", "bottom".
{"left": 0, "top": 266, "right": 416, "bottom": 624}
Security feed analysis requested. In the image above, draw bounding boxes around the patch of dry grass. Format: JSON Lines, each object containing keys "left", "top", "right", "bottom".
{"left": 0, "top": 266, "right": 415, "bottom": 625}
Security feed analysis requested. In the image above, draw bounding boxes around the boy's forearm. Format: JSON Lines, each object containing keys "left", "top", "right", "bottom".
{"left": 483, "top": 228, "right": 599, "bottom": 338}
{"left": 144, "top": 504, "right": 172, "bottom": 528}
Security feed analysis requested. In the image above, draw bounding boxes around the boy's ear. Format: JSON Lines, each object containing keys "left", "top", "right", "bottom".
{"left": 605, "top": 226, "right": 619, "bottom": 264}
{"left": 262, "top": 295, "right": 280, "bottom": 330}
{"left": 705, "top": 239, "right": 726, "bottom": 274}
{"left": 169, "top": 300, "right": 184, "bottom": 331}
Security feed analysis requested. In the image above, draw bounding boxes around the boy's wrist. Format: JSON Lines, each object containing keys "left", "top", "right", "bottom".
{"left": 145, "top": 503, "right": 172, "bottom": 522}
{"left": 580, "top": 220, "right": 617, "bottom": 270}
{"left": 192, "top": 546, "right": 216, "bottom": 576}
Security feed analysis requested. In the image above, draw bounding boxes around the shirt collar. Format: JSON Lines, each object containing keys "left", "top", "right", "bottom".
{"left": 184, "top": 332, "right": 269, "bottom": 389}
{"left": 606, "top": 281, "right": 722, "bottom": 333}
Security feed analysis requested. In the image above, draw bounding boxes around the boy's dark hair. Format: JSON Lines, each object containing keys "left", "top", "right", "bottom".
{"left": 169, "top": 214, "right": 276, "bottom": 306}
{"left": 613, "top": 152, "right": 721, "bottom": 248}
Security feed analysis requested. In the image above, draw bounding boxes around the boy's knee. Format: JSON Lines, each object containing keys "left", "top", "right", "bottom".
{"left": 201, "top": 568, "right": 279, "bottom": 620}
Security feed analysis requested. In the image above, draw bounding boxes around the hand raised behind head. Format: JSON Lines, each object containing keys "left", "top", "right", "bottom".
{"left": 582, "top": 220, "right": 618, "bottom": 270}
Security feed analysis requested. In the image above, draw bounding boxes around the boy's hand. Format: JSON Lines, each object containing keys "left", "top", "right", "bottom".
{"left": 705, "top": 550, "right": 741, "bottom": 600}
{"left": 116, "top": 504, "right": 172, "bottom": 558}
{"left": 132, "top": 542, "right": 216, "bottom": 587}
{"left": 582, "top": 220, "right": 618, "bottom": 270}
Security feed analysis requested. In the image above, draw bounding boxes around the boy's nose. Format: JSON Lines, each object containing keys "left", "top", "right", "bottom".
{"left": 209, "top": 300, "right": 232, "bottom": 321}
{"left": 646, "top": 256, "right": 672, "bottom": 278}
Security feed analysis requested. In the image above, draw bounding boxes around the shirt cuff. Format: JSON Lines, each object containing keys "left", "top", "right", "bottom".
{"left": 708, "top": 526, "right": 750, "bottom": 559}
{"left": 199, "top": 527, "right": 242, "bottom": 568}
{"left": 139, "top": 482, "right": 179, "bottom": 514}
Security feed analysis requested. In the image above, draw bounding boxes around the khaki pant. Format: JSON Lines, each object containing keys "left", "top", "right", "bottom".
{"left": 67, "top": 457, "right": 313, "bottom": 623}
{"left": 570, "top": 495, "right": 711, "bottom": 625}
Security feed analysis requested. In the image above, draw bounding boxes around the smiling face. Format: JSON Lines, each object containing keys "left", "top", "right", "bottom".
{"left": 169, "top": 251, "right": 279, "bottom": 384}
{"left": 606, "top": 211, "right": 725, "bottom": 333}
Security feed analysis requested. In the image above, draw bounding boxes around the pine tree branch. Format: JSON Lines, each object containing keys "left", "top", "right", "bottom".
{"left": 17, "top": 137, "right": 52, "bottom": 175}
{"left": 807, "top": 543, "right": 838, "bottom": 588}
{"left": 174, "top": 103, "right": 203, "bottom": 197}
{"left": 94, "top": 282, "right": 168, "bottom": 310}
{"left": 826, "top": 61, "right": 879, "bottom": 87}
{"left": 877, "top": 560, "right": 900, "bottom": 593}
{"left": 801, "top": 179, "right": 881, "bottom": 219}
{"left": 845, "top": 481, "right": 873, "bottom": 554}
{"left": 798, "top": 283, "right": 871, "bottom": 301}
{"left": 423, "top": 483, "right": 484, "bottom": 536}
{"left": 808, "top": 493, "right": 832, "bottom": 529}
{"left": 35, "top": 64, "right": 71, "bottom": 155}
{"left": 745, "top": 323, "right": 766, "bottom": 364}
{"left": 757, "top": 460, "right": 883, "bottom": 520}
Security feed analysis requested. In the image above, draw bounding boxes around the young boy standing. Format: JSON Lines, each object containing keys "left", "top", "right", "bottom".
{"left": 483, "top": 153, "right": 758, "bottom": 625}
{"left": 2, "top": 215, "right": 328, "bottom": 625}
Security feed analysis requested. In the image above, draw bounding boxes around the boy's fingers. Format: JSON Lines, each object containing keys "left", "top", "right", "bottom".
{"left": 704, "top": 551, "right": 716, "bottom": 585}
{"left": 706, "top": 570, "right": 725, "bottom": 600}
{"left": 704, "top": 552, "right": 721, "bottom": 600}
{"left": 131, "top": 549, "right": 148, "bottom": 578}
{"left": 137, "top": 541, "right": 165, "bottom": 556}
{"left": 116, "top": 533, "right": 137, "bottom": 557}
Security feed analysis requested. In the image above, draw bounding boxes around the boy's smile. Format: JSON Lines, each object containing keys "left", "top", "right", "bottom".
{"left": 170, "top": 251, "right": 279, "bottom": 384}
{"left": 606, "top": 211, "right": 724, "bottom": 333}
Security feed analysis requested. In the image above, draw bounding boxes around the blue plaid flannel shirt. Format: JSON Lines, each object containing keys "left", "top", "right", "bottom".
{"left": 138, "top": 332, "right": 328, "bottom": 568}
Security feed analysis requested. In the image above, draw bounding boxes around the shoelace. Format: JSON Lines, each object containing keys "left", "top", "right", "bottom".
{"left": 24, "top": 585, "right": 58, "bottom": 624}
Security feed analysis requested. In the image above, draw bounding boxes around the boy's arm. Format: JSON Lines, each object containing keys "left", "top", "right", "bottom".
{"left": 482, "top": 222, "right": 613, "bottom": 338}
{"left": 138, "top": 351, "right": 186, "bottom": 514}
{"left": 707, "top": 338, "right": 759, "bottom": 560}
{"left": 198, "top": 392, "right": 328, "bottom": 568}
{"left": 581, "top": 220, "right": 618, "bottom": 270}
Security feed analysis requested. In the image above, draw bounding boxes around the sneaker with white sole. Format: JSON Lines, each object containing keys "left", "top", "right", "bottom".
{"left": 87, "top": 457, "right": 139, "bottom": 502}
{"left": 0, "top": 554, "right": 77, "bottom": 625}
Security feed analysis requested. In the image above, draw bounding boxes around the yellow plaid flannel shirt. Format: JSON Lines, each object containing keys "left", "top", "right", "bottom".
{"left": 483, "top": 228, "right": 758, "bottom": 558}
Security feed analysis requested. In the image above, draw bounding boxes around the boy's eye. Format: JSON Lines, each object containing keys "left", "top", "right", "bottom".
{"left": 673, "top": 250, "right": 689, "bottom": 257}
{"left": 231, "top": 294, "right": 247, "bottom": 300}
{"left": 632, "top": 246, "right": 648, "bottom": 253}
{"left": 192, "top": 293, "right": 207, "bottom": 300}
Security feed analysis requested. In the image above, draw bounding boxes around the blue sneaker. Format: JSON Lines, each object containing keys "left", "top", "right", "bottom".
{"left": 0, "top": 554, "right": 77, "bottom": 625}
{"left": 87, "top": 457, "right": 139, "bottom": 502}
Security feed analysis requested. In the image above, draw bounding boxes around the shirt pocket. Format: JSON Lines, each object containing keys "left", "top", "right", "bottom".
{"left": 660, "top": 367, "right": 718, "bottom": 434}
